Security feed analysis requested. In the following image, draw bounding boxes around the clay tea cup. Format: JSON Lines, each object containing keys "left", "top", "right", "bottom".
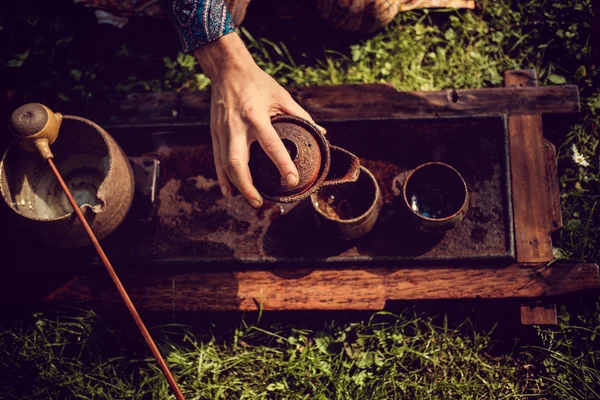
{"left": 402, "top": 162, "right": 468, "bottom": 233}
{"left": 310, "top": 166, "right": 382, "bottom": 240}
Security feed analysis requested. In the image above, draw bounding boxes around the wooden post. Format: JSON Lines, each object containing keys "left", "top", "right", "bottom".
{"left": 520, "top": 301, "right": 558, "bottom": 325}
{"left": 504, "top": 69, "right": 560, "bottom": 325}
{"left": 504, "top": 70, "right": 556, "bottom": 263}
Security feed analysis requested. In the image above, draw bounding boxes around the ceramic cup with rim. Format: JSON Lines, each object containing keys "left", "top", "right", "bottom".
{"left": 310, "top": 165, "right": 382, "bottom": 240}
{"left": 402, "top": 161, "right": 468, "bottom": 233}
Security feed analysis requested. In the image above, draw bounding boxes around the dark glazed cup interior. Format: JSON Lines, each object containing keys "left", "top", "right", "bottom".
{"left": 314, "top": 172, "right": 374, "bottom": 220}
{"left": 403, "top": 162, "right": 468, "bottom": 231}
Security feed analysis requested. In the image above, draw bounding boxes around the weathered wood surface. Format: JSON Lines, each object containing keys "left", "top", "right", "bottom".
{"left": 505, "top": 70, "right": 556, "bottom": 263}
{"left": 506, "top": 70, "right": 563, "bottom": 324}
{"left": 520, "top": 301, "right": 558, "bottom": 325}
{"left": 544, "top": 139, "right": 564, "bottom": 232}
{"left": 13, "top": 263, "right": 596, "bottom": 311}
{"left": 86, "top": 84, "right": 580, "bottom": 128}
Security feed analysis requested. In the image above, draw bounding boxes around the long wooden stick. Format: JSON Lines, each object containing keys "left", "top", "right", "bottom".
{"left": 47, "top": 158, "right": 186, "bottom": 400}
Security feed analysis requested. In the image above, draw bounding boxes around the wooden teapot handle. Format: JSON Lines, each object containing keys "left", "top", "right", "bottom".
{"left": 8, "top": 103, "right": 62, "bottom": 160}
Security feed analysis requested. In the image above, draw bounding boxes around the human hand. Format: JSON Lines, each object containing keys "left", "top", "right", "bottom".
{"left": 194, "top": 33, "right": 324, "bottom": 208}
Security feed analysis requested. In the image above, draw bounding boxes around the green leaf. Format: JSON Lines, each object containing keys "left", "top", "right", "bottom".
{"left": 266, "top": 382, "right": 285, "bottom": 391}
{"left": 57, "top": 92, "right": 70, "bottom": 102}
{"left": 491, "top": 31, "right": 504, "bottom": 43}
{"left": 314, "top": 336, "right": 332, "bottom": 355}
{"left": 6, "top": 50, "right": 30, "bottom": 68}
{"left": 574, "top": 65, "right": 587, "bottom": 80}
{"left": 319, "top": 360, "right": 332, "bottom": 375}
{"left": 356, "top": 352, "right": 375, "bottom": 369}
{"left": 548, "top": 74, "right": 566, "bottom": 84}
{"left": 69, "top": 69, "right": 82, "bottom": 82}
{"left": 351, "top": 370, "right": 369, "bottom": 387}
{"left": 444, "top": 28, "right": 456, "bottom": 41}
{"left": 414, "top": 24, "right": 425, "bottom": 36}
{"left": 564, "top": 219, "right": 582, "bottom": 230}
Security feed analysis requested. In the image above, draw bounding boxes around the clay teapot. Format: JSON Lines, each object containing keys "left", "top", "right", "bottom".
{"left": 248, "top": 115, "right": 361, "bottom": 203}
{"left": 0, "top": 105, "right": 135, "bottom": 248}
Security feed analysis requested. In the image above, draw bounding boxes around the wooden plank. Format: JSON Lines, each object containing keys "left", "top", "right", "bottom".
{"left": 10, "top": 263, "right": 596, "bottom": 312}
{"left": 83, "top": 84, "right": 581, "bottom": 128}
{"left": 544, "top": 139, "right": 563, "bottom": 232}
{"left": 520, "top": 301, "right": 558, "bottom": 325}
{"left": 519, "top": 138, "right": 562, "bottom": 325}
{"left": 513, "top": 107, "right": 557, "bottom": 322}
{"left": 505, "top": 70, "right": 556, "bottom": 263}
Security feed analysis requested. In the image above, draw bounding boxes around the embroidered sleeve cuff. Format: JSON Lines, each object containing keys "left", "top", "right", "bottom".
{"left": 162, "top": 0, "right": 236, "bottom": 53}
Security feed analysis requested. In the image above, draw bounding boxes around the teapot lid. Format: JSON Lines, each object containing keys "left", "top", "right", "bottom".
{"left": 249, "top": 115, "right": 330, "bottom": 203}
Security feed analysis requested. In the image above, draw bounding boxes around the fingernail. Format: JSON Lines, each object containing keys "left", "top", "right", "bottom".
{"left": 285, "top": 173, "right": 299, "bottom": 187}
{"left": 220, "top": 185, "right": 228, "bottom": 196}
{"left": 316, "top": 124, "right": 327, "bottom": 134}
{"left": 250, "top": 198, "right": 262, "bottom": 208}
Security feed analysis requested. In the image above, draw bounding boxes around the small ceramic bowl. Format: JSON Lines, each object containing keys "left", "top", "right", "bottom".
{"left": 402, "top": 162, "right": 468, "bottom": 233}
{"left": 310, "top": 166, "right": 382, "bottom": 240}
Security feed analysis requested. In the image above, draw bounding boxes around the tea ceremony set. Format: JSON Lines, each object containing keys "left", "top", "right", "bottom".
{"left": 1, "top": 69, "right": 599, "bottom": 398}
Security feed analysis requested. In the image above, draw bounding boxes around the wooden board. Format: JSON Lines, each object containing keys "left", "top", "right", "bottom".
{"left": 79, "top": 84, "right": 580, "bottom": 129}
{"left": 520, "top": 302, "right": 558, "bottom": 325}
{"left": 3, "top": 263, "right": 596, "bottom": 311}
{"left": 504, "top": 69, "right": 563, "bottom": 324}
{"left": 505, "top": 70, "right": 557, "bottom": 263}
{"left": 544, "top": 139, "right": 563, "bottom": 232}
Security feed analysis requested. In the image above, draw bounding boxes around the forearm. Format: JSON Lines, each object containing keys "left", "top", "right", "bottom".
{"left": 193, "top": 32, "right": 255, "bottom": 81}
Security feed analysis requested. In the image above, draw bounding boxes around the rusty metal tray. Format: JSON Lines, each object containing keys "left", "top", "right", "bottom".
{"left": 98, "top": 115, "right": 515, "bottom": 267}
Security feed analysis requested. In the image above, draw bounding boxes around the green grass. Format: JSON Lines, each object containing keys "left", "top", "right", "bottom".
{"left": 0, "top": 308, "right": 541, "bottom": 399}
{"left": 1, "top": 303, "right": 599, "bottom": 399}
{"left": 1, "top": 0, "right": 600, "bottom": 398}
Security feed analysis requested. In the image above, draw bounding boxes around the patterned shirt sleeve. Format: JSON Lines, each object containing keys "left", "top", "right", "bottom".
{"left": 160, "top": 0, "right": 236, "bottom": 53}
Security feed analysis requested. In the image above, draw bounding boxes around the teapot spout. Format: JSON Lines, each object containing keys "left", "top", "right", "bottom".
{"left": 322, "top": 145, "right": 361, "bottom": 187}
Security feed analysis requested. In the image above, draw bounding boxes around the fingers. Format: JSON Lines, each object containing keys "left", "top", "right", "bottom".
{"left": 253, "top": 115, "right": 299, "bottom": 187}
{"left": 224, "top": 133, "right": 263, "bottom": 208}
{"left": 211, "top": 86, "right": 322, "bottom": 210}
{"left": 279, "top": 93, "right": 327, "bottom": 135}
{"left": 210, "top": 131, "right": 231, "bottom": 196}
